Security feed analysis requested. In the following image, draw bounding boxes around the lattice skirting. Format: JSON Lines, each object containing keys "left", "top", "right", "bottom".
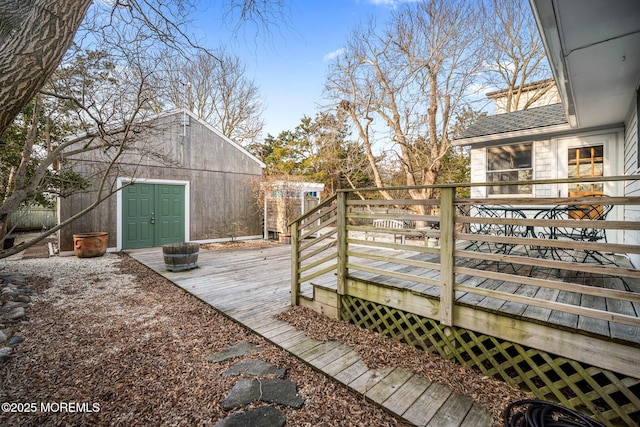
{"left": 339, "top": 294, "right": 640, "bottom": 427}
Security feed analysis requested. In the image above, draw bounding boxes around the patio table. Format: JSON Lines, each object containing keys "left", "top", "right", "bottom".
{"left": 464, "top": 205, "right": 531, "bottom": 255}
{"left": 530, "top": 203, "right": 613, "bottom": 264}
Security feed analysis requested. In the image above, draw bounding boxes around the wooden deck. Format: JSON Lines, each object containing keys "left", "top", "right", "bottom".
{"left": 128, "top": 244, "right": 493, "bottom": 427}
{"left": 335, "top": 243, "right": 640, "bottom": 346}
{"left": 302, "top": 241, "right": 640, "bottom": 345}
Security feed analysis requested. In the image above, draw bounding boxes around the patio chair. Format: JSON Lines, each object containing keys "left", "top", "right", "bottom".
{"left": 465, "top": 205, "right": 528, "bottom": 255}
{"left": 533, "top": 202, "right": 612, "bottom": 264}
{"left": 464, "top": 205, "right": 529, "bottom": 273}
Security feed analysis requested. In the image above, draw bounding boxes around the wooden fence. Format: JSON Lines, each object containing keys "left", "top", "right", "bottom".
{"left": 8, "top": 207, "right": 57, "bottom": 231}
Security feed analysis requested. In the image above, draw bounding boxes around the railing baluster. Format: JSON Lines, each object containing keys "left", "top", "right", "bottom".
{"left": 290, "top": 219, "right": 300, "bottom": 306}
{"left": 336, "top": 191, "right": 347, "bottom": 316}
{"left": 440, "top": 187, "right": 455, "bottom": 326}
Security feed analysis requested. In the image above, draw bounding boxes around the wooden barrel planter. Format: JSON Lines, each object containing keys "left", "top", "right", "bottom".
{"left": 162, "top": 242, "right": 199, "bottom": 271}
{"left": 73, "top": 232, "right": 108, "bottom": 258}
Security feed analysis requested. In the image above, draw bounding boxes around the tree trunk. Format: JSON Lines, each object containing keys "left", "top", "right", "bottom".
{"left": 0, "top": 0, "right": 92, "bottom": 136}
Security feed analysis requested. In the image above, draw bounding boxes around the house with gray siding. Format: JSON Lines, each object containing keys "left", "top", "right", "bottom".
{"left": 58, "top": 109, "right": 265, "bottom": 254}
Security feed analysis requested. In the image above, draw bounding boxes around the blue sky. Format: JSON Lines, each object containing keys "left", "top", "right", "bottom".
{"left": 193, "top": 0, "right": 398, "bottom": 138}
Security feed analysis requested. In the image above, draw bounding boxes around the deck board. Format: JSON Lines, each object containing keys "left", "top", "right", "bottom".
{"left": 578, "top": 293, "right": 610, "bottom": 337}
{"left": 382, "top": 374, "right": 433, "bottom": 416}
{"left": 428, "top": 393, "right": 475, "bottom": 427}
{"left": 459, "top": 403, "right": 494, "bottom": 427}
{"left": 306, "top": 343, "right": 353, "bottom": 369}
{"left": 522, "top": 286, "right": 559, "bottom": 322}
{"left": 322, "top": 350, "right": 361, "bottom": 376}
{"left": 334, "top": 359, "right": 371, "bottom": 385}
{"left": 365, "top": 368, "right": 414, "bottom": 403}
{"left": 348, "top": 366, "right": 395, "bottom": 394}
{"left": 127, "top": 243, "right": 524, "bottom": 427}
{"left": 272, "top": 331, "right": 309, "bottom": 348}
{"left": 403, "top": 382, "right": 452, "bottom": 426}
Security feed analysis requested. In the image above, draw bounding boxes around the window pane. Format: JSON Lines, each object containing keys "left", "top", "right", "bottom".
{"left": 568, "top": 145, "right": 603, "bottom": 179}
{"left": 487, "top": 148, "right": 512, "bottom": 171}
{"left": 486, "top": 143, "right": 532, "bottom": 195}
{"left": 594, "top": 145, "right": 603, "bottom": 157}
{"left": 487, "top": 143, "right": 532, "bottom": 171}
{"left": 487, "top": 170, "right": 532, "bottom": 195}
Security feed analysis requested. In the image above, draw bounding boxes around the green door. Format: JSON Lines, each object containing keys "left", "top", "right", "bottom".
{"left": 123, "top": 183, "right": 185, "bottom": 249}
{"left": 155, "top": 184, "right": 185, "bottom": 246}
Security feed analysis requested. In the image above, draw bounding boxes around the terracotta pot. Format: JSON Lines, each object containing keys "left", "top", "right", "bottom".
{"left": 163, "top": 242, "right": 199, "bottom": 271}
{"left": 73, "top": 232, "right": 108, "bottom": 258}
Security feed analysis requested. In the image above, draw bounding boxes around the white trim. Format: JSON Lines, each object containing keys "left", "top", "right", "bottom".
{"left": 555, "top": 131, "right": 622, "bottom": 195}
{"left": 529, "top": 0, "right": 576, "bottom": 128}
{"left": 555, "top": 131, "right": 623, "bottom": 244}
{"left": 263, "top": 193, "right": 268, "bottom": 239}
{"left": 116, "top": 177, "right": 190, "bottom": 251}
{"left": 485, "top": 142, "right": 535, "bottom": 198}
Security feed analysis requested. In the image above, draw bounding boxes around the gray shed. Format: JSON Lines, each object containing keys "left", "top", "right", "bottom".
{"left": 58, "top": 109, "right": 265, "bottom": 253}
{"left": 262, "top": 181, "right": 324, "bottom": 239}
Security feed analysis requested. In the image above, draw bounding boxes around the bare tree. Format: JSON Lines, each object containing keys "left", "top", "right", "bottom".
{"left": 0, "top": 46, "right": 169, "bottom": 258}
{"left": 0, "top": 0, "right": 287, "bottom": 139}
{"left": 161, "top": 49, "right": 265, "bottom": 146}
{"left": 482, "top": 0, "right": 553, "bottom": 111}
{"left": 324, "top": 0, "right": 484, "bottom": 212}
{"left": 0, "top": 0, "right": 286, "bottom": 257}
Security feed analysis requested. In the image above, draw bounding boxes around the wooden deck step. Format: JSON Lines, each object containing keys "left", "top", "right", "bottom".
{"left": 128, "top": 245, "right": 493, "bottom": 427}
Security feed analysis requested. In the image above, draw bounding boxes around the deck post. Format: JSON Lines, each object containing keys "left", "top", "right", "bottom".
{"left": 439, "top": 187, "right": 455, "bottom": 326}
{"left": 336, "top": 191, "right": 347, "bottom": 317}
{"left": 290, "top": 220, "right": 300, "bottom": 306}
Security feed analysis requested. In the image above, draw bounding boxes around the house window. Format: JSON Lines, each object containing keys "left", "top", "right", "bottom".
{"left": 486, "top": 143, "right": 533, "bottom": 195}
{"left": 568, "top": 145, "right": 604, "bottom": 196}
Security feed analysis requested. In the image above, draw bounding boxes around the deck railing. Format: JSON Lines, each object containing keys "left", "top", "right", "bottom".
{"left": 290, "top": 193, "right": 339, "bottom": 305}
{"left": 291, "top": 176, "right": 640, "bottom": 339}
{"left": 290, "top": 176, "right": 640, "bottom": 426}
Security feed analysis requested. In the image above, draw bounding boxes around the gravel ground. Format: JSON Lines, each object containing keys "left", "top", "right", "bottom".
{"left": 0, "top": 246, "right": 529, "bottom": 426}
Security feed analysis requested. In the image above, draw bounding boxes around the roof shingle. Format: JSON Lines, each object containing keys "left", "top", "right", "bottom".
{"left": 459, "top": 103, "right": 568, "bottom": 140}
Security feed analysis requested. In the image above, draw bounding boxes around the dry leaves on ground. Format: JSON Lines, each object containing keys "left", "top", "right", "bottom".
{"left": 0, "top": 253, "right": 409, "bottom": 427}
{"left": 275, "top": 306, "right": 530, "bottom": 424}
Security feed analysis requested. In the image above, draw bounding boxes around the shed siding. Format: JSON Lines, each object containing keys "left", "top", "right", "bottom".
{"left": 58, "top": 111, "right": 263, "bottom": 252}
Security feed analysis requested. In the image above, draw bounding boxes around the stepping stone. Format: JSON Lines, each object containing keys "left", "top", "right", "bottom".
{"left": 222, "top": 378, "right": 304, "bottom": 410}
{"left": 214, "top": 406, "right": 285, "bottom": 427}
{"left": 7, "top": 336, "right": 23, "bottom": 345}
{"left": 206, "top": 341, "right": 263, "bottom": 363}
{"left": 3, "top": 307, "right": 24, "bottom": 321}
{"left": 221, "top": 359, "right": 286, "bottom": 379}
